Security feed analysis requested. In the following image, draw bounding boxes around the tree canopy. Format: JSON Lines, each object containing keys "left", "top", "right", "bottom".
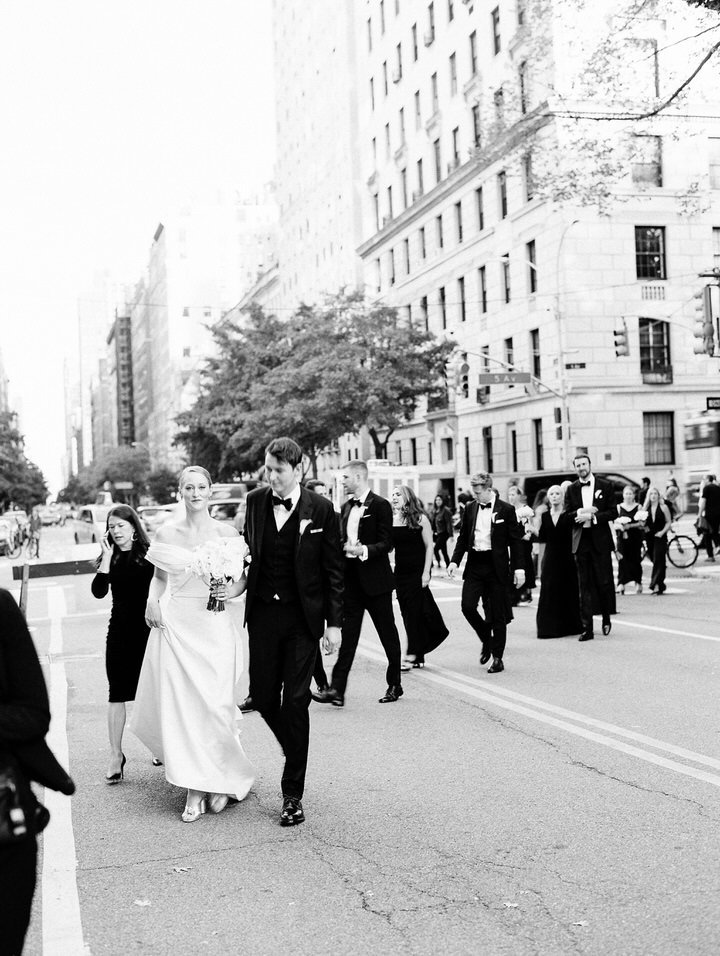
{"left": 175, "top": 291, "right": 455, "bottom": 475}
{"left": 0, "top": 412, "right": 48, "bottom": 512}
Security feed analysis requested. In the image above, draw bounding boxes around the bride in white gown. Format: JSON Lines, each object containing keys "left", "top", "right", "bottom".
{"left": 130, "top": 465, "right": 255, "bottom": 822}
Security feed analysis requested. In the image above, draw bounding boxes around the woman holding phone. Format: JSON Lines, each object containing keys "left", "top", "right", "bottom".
{"left": 91, "top": 505, "right": 154, "bottom": 784}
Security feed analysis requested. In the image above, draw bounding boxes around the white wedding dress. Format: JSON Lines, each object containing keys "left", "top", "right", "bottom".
{"left": 130, "top": 541, "right": 255, "bottom": 800}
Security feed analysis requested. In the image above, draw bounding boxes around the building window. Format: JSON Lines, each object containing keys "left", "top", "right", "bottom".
{"left": 635, "top": 226, "right": 666, "bottom": 279}
{"left": 504, "top": 336, "right": 514, "bottom": 370}
{"left": 469, "top": 30, "right": 478, "bottom": 74}
{"left": 451, "top": 127, "right": 460, "bottom": 166}
{"left": 478, "top": 265, "right": 487, "bottom": 313}
{"left": 472, "top": 103, "right": 481, "bottom": 148}
{"left": 412, "top": 23, "right": 418, "bottom": 60}
{"left": 417, "top": 157, "right": 424, "bottom": 194}
{"left": 518, "top": 0, "right": 526, "bottom": 25}
{"left": 420, "top": 294, "right": 429, "bottom": 330}
{"left": 508, "top": 424, "right": 518, "bottom": 471}
{"left": 411, "top": 437, "right": 418, "bottom": 465}
{"left": 440, "top": 437, "right": 454, "bottom": 462}
{"left": 399, "top": 107, "right": 406, "bottom": 144}
{"left": 533, "top": 419, "right": 544, "bottom": 470}
{"left": 523, "top": 152, "right": 534, "bottom": 201}
{"left": 373, "top": 193, "right": 380, "bottom": 231}
{"left": 385, "top": 123, "right": 391, "bottom": 159}
{"left": 448, "top": 0, "right": 455, "bottom": 21}
{"left": 431, "top": 72, "right": 439, "bottom": 112}
{"left": 527, "top": 239, "right": 537, "bottom": 293}
{"left": 464, "top": 436, "right": 470, "bottom": 474}
{"left": 632, "top": 135, "right": 662, "bottom": 186}
{"left": 434, "top": 138, "right": 442, "bottom": 183}
{"left": 494, "top": 87, "right": 505, "bottom": 124}
{"left": 380, "top": 0, "right": 386, "bottom": 33}
{"left": 370, "top": 77, "right": 375, "bottom": 111}
{"left": 709, "top": 138, "right": 720, "bottom": 189}
{"left": 439, "top": 286, "right": 447, "bottom": 329}
{"left": 383, "top": 61, "right": 388, "bottom": 96}
{"left": 450, "top": 52, "right": 457, "bottom": 95}
{"left": 458, "top": 276, "right": 466, "bottom": 322}
{"left": 374, "top": 258, "right": 381, "bottom": 292}
{"left": 389, "top": 248, "right": 396, "bottom": 285}
{"left": 428, "top": 442, "right": 433, "bottom": 465}
{"left": 483, "top": 426, "right": 493, "bottom": 472}
{"left": 367, "top": 17, "right": 372, "bottom": 51}
{"left": 436, "top": 213, "right": 444, "bottom": 250}
{"left": 419, "top": 225, "right": 426, "bottom": 259}
{"left": 643, "top": 412, "right": 675, "bottom": 466}
{"left": 401, "top": 167, "right": 408, "bottom": 208}
{"left": 396, "top": 42, "right": 403, "bottom": 81}
{"left": 632, "top": 38, "right": 659, "bottom": 97}
{"left": 639, "top": 317, "right": 670, "bottom": 372}
{"left": 403, "top": 237, "right": 411, "bottom": 274}
{"left": 455, "top": 200, "right": 463, "bottom": 241}
{"left": 427, "top": 2, "right": 435, "bottom": 43}
{"left": 498, "top": 170, "right": 508, "bottom": 218}
{"left": 491, "top": 6, "right": 501, "bottom": 54}
{"left": 476, "top": 186, "right": 484, "bottom": 230}
{"left": 519, "top": 60, "right": 528, "bottom": 113}
{"left": 387, "top": 185, "right": 393, "bottom": 220}
{"left": 713, "top": 226, "right": 720, "bottom": 270}
{"left": 501, "top": 254, "right": 510, "bottom": 303}
{"left": 414, "top": 90, "right": 422, "bottom": 128}
{"left": 530, "top": 328, "right": 541, "bottom": 378}
{"left": 396, "top": 440, "right": 403, "bottom": 464}
{"left": 371, "top": 136, "right": 377, "bottom": 164}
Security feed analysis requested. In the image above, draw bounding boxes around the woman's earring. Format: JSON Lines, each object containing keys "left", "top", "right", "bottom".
{"left": 132, "top": 532, "right": 137, "bottom": 541}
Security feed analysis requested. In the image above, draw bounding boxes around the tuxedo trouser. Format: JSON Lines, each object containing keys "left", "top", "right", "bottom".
{"left": 331, "top": 581, "right": 402, "bottom": 694}
{"left": 247, "top": 599, "right": 317, "bottom": 800}
{"left": 461, "top": 552, "right": 508, "bottom": 659}
{"left": 574, "top": 536, "right": 614, "bottom": 635}
{"left": 646, "top": 535, "right": 668, "bottom": 592}
{"left": 0, "top": 836, "right": 36, "bottom": 956}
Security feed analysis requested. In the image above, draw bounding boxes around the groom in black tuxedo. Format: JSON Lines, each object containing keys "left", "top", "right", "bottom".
{"left": 314, "top": 459, "right": 403, "bottom": 706}
{"left": 565, "top": 453, "right": 616, "bottom": 642}
{"left": 448, "top": 472, "right": 525, "bottom": 673}
{"left": 244, "top": 437, "right": 344, "bottom": 826}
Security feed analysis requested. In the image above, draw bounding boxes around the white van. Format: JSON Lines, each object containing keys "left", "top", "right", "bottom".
{"left": 72, "top": 504, "right": 112, "bottom": 544}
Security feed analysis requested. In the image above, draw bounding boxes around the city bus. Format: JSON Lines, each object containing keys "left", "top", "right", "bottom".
{"left": 683, "top": 411, "right": 720, "bottom": 512}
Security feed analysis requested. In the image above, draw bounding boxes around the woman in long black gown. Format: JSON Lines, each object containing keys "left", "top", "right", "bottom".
{"left": 535, "top": 485, "right": 582, "bottom": 639}
{"left": 91, "top": 505, "right": 153, "bottom": 783}
{"left": 390, "top": 485, "right": 449, "bottom": 668}
{"left": 615, "top": 484, "right": 644, "bottom": 594}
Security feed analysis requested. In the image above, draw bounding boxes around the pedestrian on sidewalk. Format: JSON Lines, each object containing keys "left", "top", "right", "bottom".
{"left": 428, "top": 494, "right": 454, "bottom": 571}
{"left": 643, "top": 487, "right": 673, "bottom": 595}
{"left": 698, "top": 474, "right": 720, "bottom": 562}
{"left": 92, "top": 505, "right": 154, "bottom": 784}
{"left": 447, "top": 472, "right": 525, "bottom": 673}
{"left": 391, "top": 485, "right": 449, "bottom": 670}
{"left": 614, "top": 485, "right": 644, "bottom": 594}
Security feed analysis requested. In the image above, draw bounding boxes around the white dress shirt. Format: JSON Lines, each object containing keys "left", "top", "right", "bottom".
{"left": 579, "top": 474, "right": 595, "bottom": 527}
{"left": 273, "top": 484, "right": 301, "bottom": 531}
{"left": 346, "top": 489, "right": 370, "bottom": 560}
{"left": 472, "top": 496, "right": 495, "bottom": 551}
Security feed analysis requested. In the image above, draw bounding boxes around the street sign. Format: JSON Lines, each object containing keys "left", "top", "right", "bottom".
{"left": 113, "top": 481, "right": 134, "bottom": 490}
{"left": 477, "top": 371, "right": 531, "bottom": 385}
{"left": 565, "top": 362, "right": 586, "bottom": 370}
{"left": 707, "top": 397, "right": 720, "bottom": 410}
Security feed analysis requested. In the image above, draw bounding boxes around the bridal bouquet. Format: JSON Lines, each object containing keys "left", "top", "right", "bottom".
{"left": 187, "top": 538, "right": 248, "bottom": 612}
{"left": 614, "top": 515, "right": 631, "bottom": 530}
{"left": 516, "top": 505, "right": 535, "bottom": 525}
{"left": 635, "top": 509, "right": 649, "bottom": 524}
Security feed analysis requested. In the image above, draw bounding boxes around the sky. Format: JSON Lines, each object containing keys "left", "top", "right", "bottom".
{"left": 0, "top": 0, "right": 276, "bottom": 494}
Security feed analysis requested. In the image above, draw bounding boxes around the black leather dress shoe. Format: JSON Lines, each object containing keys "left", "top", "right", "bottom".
{"left": 238, "top": 696, "right": 255, "bottom": 713}
{"left": 280, "top": 797, "right": 305, "bottom": 827}
{"left": 578, "top": 633, "right": 594, "bottom": 642}
{"left": 487, "top": 659, "right": 504, "bottom": 673}
{"left": 480, "top": 645, "right": 492, "bottom": 666}
{"left": 378, "top": 684, "right": 404, "bottom": 703}
{"left": 314, "top": 687, "right": 344, "bottom": 707}
{"left": 310, "top": 684, "right": 330, "bottom": 702}
{"left": 601, "top": 618, "right": 612, "bottom": 636}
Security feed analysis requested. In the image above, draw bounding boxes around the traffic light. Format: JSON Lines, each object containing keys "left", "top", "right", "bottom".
{"left": 457, "top": 360, "right": 470, "bottom": 397}
{"left": 554, "top": 406, "right": 562, "bottom": 441}
{"left": 613, "top": 320, "right": 629, "bottom": 357}
{"left": 693, "top": 286, "right": 716, "bottom": 356}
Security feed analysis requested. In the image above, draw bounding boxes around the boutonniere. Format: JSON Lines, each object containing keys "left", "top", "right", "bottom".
{"left": 594, "top": 490, "right": 602, "bottom": 500}
{"left": 299, "top": 518, "right": 313, "bottom": 536}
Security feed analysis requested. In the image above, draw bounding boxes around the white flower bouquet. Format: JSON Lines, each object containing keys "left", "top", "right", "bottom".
{"left": 516, "top": 505, "right": 535, "bottom": 525}
{"left": 635, "top": 509, "right": 648, "bottom": 523}
{"left": 187, "top": 538, "right": 249, "bottom": 612}
{"left": 614, "top": 515, "right": 631, "bottom": 530}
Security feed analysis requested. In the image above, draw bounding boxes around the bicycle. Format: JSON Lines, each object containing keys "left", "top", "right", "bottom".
{"left": 26, "top": 532, "right": 40, "bottom": 560}
{"left": 639, "top": 526, "right": 699, "bottom": 569}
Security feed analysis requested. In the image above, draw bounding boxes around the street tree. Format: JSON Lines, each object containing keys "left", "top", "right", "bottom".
{"left": 0, "top": 412, "right": 48, "bottom": 512}
{"left": 146, "top": 467, "right": 180, "bottom": 505}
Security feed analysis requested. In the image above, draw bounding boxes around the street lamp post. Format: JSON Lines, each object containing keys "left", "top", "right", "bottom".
{"left": 554, "top": 219, "right": 580, "bottom": 468}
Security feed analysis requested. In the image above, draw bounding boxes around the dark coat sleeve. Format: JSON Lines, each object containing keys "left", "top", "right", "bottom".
{"left": 364, "top": 495, "right": 394, "bottom": 562}
{"left": 91, "top": 572, "right": 109, "bottom": 598}
{"left": 318, "top": 499, "right": 344, "bottom": 629}
{"left": 0, "top": 589, "right": 51, "bottom": 745}
{"left": 450, "top": 502, "right": 474, "bottom": 566}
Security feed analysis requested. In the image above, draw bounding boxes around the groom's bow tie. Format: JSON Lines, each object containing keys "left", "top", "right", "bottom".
{"left": 350, "top": 498, "right": 364, "bottom": 507}
{"left": 579, "top": 480, "right": 591, "bottom": 487}
{"left": 479, "top": 502, "right": 492, "bottom": 510}
{"left": 272, "top": 496, "right": 293, "bottom": 510}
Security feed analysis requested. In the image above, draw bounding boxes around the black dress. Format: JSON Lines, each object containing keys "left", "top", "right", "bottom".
{"left": 536, "top": 511, "right": 582, "bottom": 639}
{"left": 616, "top": 504, "right": 643, "bottom": 586}
{"left": 92, "top": 552, "right": 154, "bottom": 702}
{"left": 392, "top": 525, "right": 449, "bottom": 663}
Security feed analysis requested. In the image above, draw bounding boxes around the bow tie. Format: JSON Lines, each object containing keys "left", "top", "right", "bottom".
{"left": 580, "top": 481, "right": 591, "bottom": 487}
{"left": 350, "top": 498, "right": 364, "bottom": 508}
{"left": 272, "top": 496, "right": 293, "bottom": 510}
{"left": 479, "top": 502, "right": 492, "bottom": 510}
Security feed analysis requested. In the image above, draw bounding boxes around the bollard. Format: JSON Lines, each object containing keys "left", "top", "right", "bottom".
{"left": 19, "top": 562, "right": 30, "bottom": 618}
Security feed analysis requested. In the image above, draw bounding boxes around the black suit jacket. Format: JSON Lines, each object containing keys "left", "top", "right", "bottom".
{"left": 243, "top": 486, "right": 344, "bottom": 638}
{"left": 340, "top": 490, "right": 395, "bottom": 596}
{"left": 565, "top": 476, "right": 616, "bottom": 554}
{"left": 450, "top": 497, "right": 524, "bottom": 583}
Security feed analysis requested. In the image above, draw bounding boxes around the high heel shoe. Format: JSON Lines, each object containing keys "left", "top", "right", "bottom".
{"left": 412, "top": 660, "right": 425, "bottom": 668}
{"left": 151, "top": 756, "right": 163, "bottom": 767}
{"left": 105, "top": 753, "right": 126, "bottom": 785}
{"left": 616, "top": 584, "right": 625, "bottom": 594}
{"left": 400, "top": 658, "right": 414, "bottom": 671}
{"left": 181, "top": 798, "right": 206, "bottom": 823}
{"left": 207, "top": 793, "right": 230, "bottom": 814}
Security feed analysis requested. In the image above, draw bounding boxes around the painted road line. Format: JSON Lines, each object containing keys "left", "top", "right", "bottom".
{"left": 42, "top": 585, "right": 87, "bottom": 955}
{"left": 357, "top": 643, "right": 720, "bottom": 789}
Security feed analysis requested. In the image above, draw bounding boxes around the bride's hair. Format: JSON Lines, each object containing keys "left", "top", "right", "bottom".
{"left": 178, "top": 465, "right": 212, "bottom": 487}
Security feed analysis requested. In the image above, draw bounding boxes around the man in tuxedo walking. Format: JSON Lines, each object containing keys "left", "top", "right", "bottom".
{"left": 315, "top": 460, "right": 403, "bottom": 706}
{"left": 564, "top": 453, "right": 616, "bottom": 641}
{"left": 244, "top": 437, "right": 343, "bottom": 826}
{"left": 447, "top": 472, "right": 524, "bottom": 673}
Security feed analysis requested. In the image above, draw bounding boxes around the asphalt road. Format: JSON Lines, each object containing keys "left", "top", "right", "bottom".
{"left": 2, "top": 526, "right": 720, "bottom": 956}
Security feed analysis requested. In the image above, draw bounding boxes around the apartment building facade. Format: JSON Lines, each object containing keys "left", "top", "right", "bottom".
{"left": 355, "top": 0, "right": 720, "bottom": 501}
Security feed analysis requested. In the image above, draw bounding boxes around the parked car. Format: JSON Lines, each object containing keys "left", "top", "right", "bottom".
{"left": 514, "top": 471, "right": 641, "bottom": 507}
{"left": 4, "top": 509, "right": 29, "bottom": 537}
{"left": 72, "top": 505, "right": 112, "bottom": 544}
{"left": 137, "top": 505, "right": 176, "bottom": 535}
{"left": 0, "top": 518, "right": 21, "bottom": 557}
{"left": 39, "top": 506, "right": 63, "bottom": 526}
{"left": 209, "top": 497, "right": 246, "bottom": 531}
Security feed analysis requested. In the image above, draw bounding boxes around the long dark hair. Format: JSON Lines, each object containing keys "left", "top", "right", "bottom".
{"left": 95, "top": 505, "right": 150, "bottom": 569}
